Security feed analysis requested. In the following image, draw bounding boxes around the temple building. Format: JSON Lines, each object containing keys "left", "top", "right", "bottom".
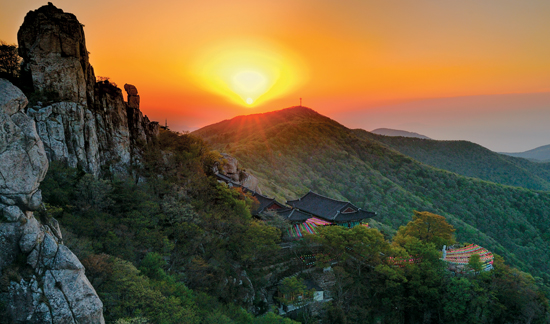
{"left": 215, "top": 172, "right": 376, "bottom": 239}
{"left": 441, "top": 244, "right": 494, "bottom": 272}
{"left": 286, "top": 191, "right": 376, "bottom": 227}
{"left": 251, "top": 192, "right": 287, "bottom": 214}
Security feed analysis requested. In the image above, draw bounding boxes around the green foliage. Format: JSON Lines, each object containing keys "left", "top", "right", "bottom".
{"left": 468, "top": 253, "right": 483, "bottom": 273}
{"left": 356, "top": 130, "right": 550, "bottom": 191}
{"left": 276, "top": 277, "right": 313, "bottom": 307}
{"left": 139, "top": 252, "right": 167, "bottom": 281}
{"left": 193, "top": 107, "right": 550, "bottom": 290}
{"left": 0, "top": 40, "right": 20, "bottom": 82}
{"left": 92, "top": 256, "right": 199, "bottom": 323}
{"left": 41, "top": 131, "right": 289, "bottom": 323}
{"left": 394, "top": 211, "right": 455, "bottom": 249}
{"left": 306, "top": 221, "right": 549, "bottom": 323}
{"left": 37, "top": 112, "right": 550, "bottom": 323}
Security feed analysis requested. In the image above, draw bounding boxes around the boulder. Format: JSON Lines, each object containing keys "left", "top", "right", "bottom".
{"left": 124, "top": 84, "right": 140, "bottom": 109}
{"left": 217, "top": 153, "right": 262, "bottom": 193}
{"left": 221, "top": 153, "right": 240, "bottom": 181}
{"left": 3, "top": 205, "right": 25, "bottom": 222}
{"left": 0, "top": 79, "right": 28, "bottom": 115}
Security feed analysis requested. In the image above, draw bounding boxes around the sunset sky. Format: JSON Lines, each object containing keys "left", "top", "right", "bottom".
{"left": 1, "top": 0, "right": 550, "bottom": 152}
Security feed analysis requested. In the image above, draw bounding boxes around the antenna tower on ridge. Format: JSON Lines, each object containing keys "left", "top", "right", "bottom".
{"left": 300, "top": 98, "right": 302, "bottom": 107}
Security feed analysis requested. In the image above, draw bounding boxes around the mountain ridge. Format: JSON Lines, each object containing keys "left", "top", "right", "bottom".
{"left": 194, "top": 106, "right": 550, "bottom": 284}
{"left": 353, "top": 129, "right": 550, "bottom": 191}
{"left": 371, "top": 128, "right": 431, "bottom": 139}
{"left": 502, "top": 144, "right": 550, "bottom": 162}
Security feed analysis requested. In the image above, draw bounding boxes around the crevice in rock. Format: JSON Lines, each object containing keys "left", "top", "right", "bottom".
{"left": 50, "top": 270, "right": 77, "bottom": 323}
{"left": 49, "top": 240, "right": 60, "bottom": 270}
{"left": 0, "top": 169, "right": 7, "bottom": 185}
{"left": 35, "top": 233, "right": 44, "bottom": 270}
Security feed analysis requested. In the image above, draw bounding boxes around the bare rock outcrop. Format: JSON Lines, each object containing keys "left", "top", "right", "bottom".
{"left": 221, "top": 153, "right": 240, "bottom": 181}
{"left": 0, "top": 79, "right": 48, "bottom": 210}
{"left": 17, "top": 3, "right": 95, "bottom": 105}
{"left": 0, "top": 79, "right": 104, "bottom": 323}
{"left": 123, "top": 84, "right": 159, "bottom": 151}
{"left": 218, "top": 153, "right": 262, "bottom": 193}
{"left": 18, "top": 3, "right": 159, "bottom": 176}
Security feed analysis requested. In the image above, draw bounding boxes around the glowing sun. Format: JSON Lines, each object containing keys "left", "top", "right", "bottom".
{"left": 193, "top": 39, "right": 306, "bottom": 106}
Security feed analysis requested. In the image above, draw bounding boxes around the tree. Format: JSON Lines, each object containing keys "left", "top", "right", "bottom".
{"left": 468, "top": 253, "right": 483, "bottom": 274}
{"left": 0, "top": 41, "right": 20, "bottom": 82}
{"left": 276, "top": 277, "right": 313, "bottom": 309}
{"left": 394, "top": 211, "right": 455, "bottom": 248}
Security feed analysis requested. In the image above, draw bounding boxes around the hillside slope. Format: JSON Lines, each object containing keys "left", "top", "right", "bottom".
{"left": 502, "top": 144, "right": 550, "bottom": 162}
{"left": 194, "top": 107, "right": 550, "bottom": 284}
{"left": 354, "top": 130, "right": 550, "bottom": 191}
{"left": 371, "top": 128, "right": 431, "bottom": 139}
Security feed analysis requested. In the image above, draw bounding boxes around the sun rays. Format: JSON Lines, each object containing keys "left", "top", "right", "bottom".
{"left": 193, "top": 39, "right": 306, "bottom": 107}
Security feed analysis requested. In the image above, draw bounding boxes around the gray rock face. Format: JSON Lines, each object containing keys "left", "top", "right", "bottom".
{"left": 17, "top": 3, "right": 94, "bottom": 106}
{"left": 0, "top": 78, "right": 105, "bottom": 323}
{"left": 0, "top": 79, "right": 48, "bottom": 210}
{"left": 18, "top": 3, "right": 159, "bottom": 176}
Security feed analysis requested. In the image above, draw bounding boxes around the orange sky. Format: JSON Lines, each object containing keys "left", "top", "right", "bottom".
{"left": 2, "top": 0, "right": 550, "bottom": 151}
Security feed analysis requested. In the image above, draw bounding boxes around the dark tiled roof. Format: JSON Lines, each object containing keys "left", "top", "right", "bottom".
{"left": 287, "top": 191, "right": 347, "bottom": 219}
{"left": 333, "top": 210, "right": 376, "bottom": 222}
{"left": 277, "top": 208, "right": 312, "bottom": 222}
{"left": 251, "top": 192, "right": 286, "bottom": 214}
{"left": 287, "top": 191, "right": 375, "bottom": 222}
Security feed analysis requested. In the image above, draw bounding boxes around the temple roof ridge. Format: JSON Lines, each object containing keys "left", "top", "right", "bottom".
{"left": 286, "top": 190, "right": 351, "bottom": 205}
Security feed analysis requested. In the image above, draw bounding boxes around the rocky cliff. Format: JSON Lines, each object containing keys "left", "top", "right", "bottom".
{"left": 0, "top": 79, "right": 104, "bottom": 323}
{"left": 18, "top": 2, "right": 158, "bottom": 176}
{"left": 0, "top": 3, "right": 162, "bottom": 322}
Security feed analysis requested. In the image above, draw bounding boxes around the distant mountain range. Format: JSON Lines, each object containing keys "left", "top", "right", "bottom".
{"left": 371, "top": 128, "right": 431, "bottom": 139}
{"left": 355, "top": 130, "right": 550, "bottom": 191}
{"left": 194, "top": 106, "right": 550, "bottom": 282}
{"left": 501, "top": 144, "right": 550, "bottom": 163}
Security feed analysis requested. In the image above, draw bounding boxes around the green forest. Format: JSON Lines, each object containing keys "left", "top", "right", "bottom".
{"left": 194, "top": 107, "right": 550, "bottom": 292}
{"left": 38, "top": 130, "right": 294, "bottom": 324}
{"left": 30, "top": 107, "right": 550, "bottom": 323}
{"left": 353, "top": 130, "right": 550, "bottom": 191}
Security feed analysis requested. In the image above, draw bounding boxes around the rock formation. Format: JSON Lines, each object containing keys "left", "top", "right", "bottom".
{"left": 218, "top": 153, "right": 261, "bottom": 193}
{"left": 0, "top": 79, "right": 105, "bottom": 323}
{"left": 18, "top": 3, "right": 158, "bottom": 176}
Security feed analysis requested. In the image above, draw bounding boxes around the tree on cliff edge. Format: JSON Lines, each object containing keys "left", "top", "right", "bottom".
{"left": 0, "top": 40, "right": 21, "bottom": 83}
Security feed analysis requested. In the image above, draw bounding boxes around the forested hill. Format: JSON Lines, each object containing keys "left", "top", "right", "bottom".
{"left": 502, "top": 144, "right": 550, "bottom": 163}
{"left": 193, "top": 106, "right": 550, "bottom": 286}
{"left": 353, "top": 130, "right": 550, "bottom": 191}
